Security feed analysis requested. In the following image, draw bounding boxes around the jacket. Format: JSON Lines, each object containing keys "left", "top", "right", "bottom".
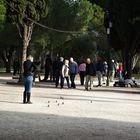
{"left": 24, "top": 60, "right": 35, "bottom": 76}
{"left": 85, "top": 63, "right": 96, "bottom": 76}
{"left": 69, "top": 61, "right": 78, "bottom": 74}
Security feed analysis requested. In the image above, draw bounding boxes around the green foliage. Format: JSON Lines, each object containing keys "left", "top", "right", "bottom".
{"left": 91, "top": 4, "right": 104, "bottom": 28}
{"left": 6, "top": 0, "right": 48, "bottom": 26}
{"left": 48, "top": 0, "right": 92, "bottom": 31}
{"left": 48, "top": 0, "right": 93, "bottom": 31}
{"left": 30, "top": 29, "right": 49, "bottom": 59}
{"left": 88, "top": 0, "right": 110, "bottom": 9}
{"left": 44, "top": 0, "right": 98, "bottom": 58}
{"left": 58, "top": 34, "right": 97, "bottom": 60}
{"left": 89, "top": 3, "right": 105, "bottom": 37}
{"left": 0, "top": 0, "right": 6, "bottom": 30}
{"left": 0, "top": 23, "right": 20, "bottom": 47}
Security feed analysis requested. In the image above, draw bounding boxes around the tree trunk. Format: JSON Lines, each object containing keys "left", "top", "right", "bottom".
{"left": 124, "top": 54, "right": 133, "bottom": 78}
{"left": 19, "top": 23, "right": 34, "bottom": 81}
{"left": 123, "top": 51, "right": 139, "bottom": 79}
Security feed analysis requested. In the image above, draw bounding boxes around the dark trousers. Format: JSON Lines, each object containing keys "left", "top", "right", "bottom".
{"left": 79, "top": 71, "right": 85, "bottom": 85}
{"left": 33, "top": 71, "right": 41, "bottom": 82}
{"left": 55, "top": 71, "right": 63, "bottom": 87}
{"left": 44, "top": 69, "right": 50, "bottom": 80}
{"left": 52, "top": 70, "right": 57, "bottom": 82}
{"left": 61, "top": 77, "right": 70, "bottom": 88}
{"left": 70, "top": 73, "right": 76, "bottom": 88}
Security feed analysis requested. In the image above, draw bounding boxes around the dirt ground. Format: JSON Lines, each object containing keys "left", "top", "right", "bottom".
{"left": 0, "top": 73, "right": 140, "bottom": 140}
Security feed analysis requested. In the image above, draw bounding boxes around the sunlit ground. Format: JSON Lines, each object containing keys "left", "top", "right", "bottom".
{"left": 0, "top": 74, "right": 140, "bottom": 140}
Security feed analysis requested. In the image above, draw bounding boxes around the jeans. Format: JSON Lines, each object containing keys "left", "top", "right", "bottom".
{"left": 119, "top": 71, "right": 123, "bottom": 81}
{"left": 24, "top": 75, "right": 33, "bottom": 93}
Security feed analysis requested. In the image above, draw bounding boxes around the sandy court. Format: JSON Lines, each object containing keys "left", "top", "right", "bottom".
{"left": 0, "top": 74, "right": 140, "bottom": 140}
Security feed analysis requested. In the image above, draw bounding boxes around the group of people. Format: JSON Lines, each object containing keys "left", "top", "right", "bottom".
{"left": 41, "top": 56, "right": 123, "bottom": 90}
{"left": 55, "top": 57, "right": 78, "bottom": 89}
{"left": 22, "top": 54, "right": 134, "bottom": 104}
{"left": 22, "top": 56, "right": 79, "bottom": 104}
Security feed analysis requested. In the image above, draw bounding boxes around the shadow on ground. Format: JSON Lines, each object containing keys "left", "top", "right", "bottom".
{"left": 0, "top": 111, "right": 140, "bottom": 140}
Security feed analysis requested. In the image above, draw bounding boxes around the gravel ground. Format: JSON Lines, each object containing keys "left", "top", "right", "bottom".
{"left": 0, "top": 74, "right": 140, "bottom": 140}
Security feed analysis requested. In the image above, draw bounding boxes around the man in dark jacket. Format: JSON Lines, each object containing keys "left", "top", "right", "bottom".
{"left": 96, "top": 56, "right": 104, "bottom": 87}
{"left": 43, "top": 55, "right": 52, "bottom": 81}
{"left": 85, "top": 58, "right": 96, "bottom": 90}
{"left": 69, "top": 57, "right": 78, "bottom": 88}
{"left": 55, "top": 57, "right": 64, "bottom": 88}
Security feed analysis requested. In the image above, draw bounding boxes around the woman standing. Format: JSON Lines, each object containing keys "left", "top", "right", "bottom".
{"left": 23, "top": 55, "right": 35, "bottom": 104}
{"left": 61, "top": 59, "right": 70, "bottom": 88}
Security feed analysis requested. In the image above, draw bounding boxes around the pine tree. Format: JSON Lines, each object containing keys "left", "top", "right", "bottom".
{"left": 6, "top": 0, "right": 48, "bottom": 75}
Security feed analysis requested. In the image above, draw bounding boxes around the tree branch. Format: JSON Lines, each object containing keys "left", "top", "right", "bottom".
{"left": 16, "top": 24, "right": 23, "bottom": 39}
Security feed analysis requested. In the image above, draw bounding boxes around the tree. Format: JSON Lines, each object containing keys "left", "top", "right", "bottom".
{"left": 45, "top": 0, "right": 93, "bottom": 57}
{"left": 88, "top": 0, "right": 110, "bottom": 9}
{"left": 62, "top": 34, "right": 97, "bottom": 60}
{"left": 0, "top": 23, "right": 20, "bottom": 73}
{"left": 108, "top": 0, "right": 140, "bottom": 78}
{"left": 30, "top": 28, "right": 49, "bottom": 60}
{"left": 0, "top": 0, "right": 6, "bottom": 30}
{"left": 6, "top": 0, "right": 48, "bottom": 74}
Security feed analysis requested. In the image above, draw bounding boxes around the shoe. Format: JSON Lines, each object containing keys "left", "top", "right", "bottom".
{"left": 27, "top": 92, "right": 32, "bottom": 104}
{"left": 27, "top": 101, "right": 32, "bottom": 104}
{"left": 96, "top": 85, "right": 102, "bottom": 87}
{"left": 85, "top": 88, "right": 88, "bottom": 91}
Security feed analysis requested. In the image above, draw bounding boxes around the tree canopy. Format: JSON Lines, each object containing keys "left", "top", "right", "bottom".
{"left": 0, "top": 0, "right": 6, "bottom": 30}
{"left": 40, "top": 0, "right": 96, "bottom": 57}
{"left": 108, "top": 0, "right": 140, "bottom": 77}
{"left": 6, "top": 0, "right": 48, "bottom": 75}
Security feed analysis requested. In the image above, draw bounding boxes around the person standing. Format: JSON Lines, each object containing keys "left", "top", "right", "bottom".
{"left": 61, "top": 59, "right": 70, "bottom": 88}
{"left": 85, "top": 58, "right": 96, "bottom": 90}
{"left": 23, "top": 55, "right": 35, "bottom": 104}
{"left": 55, "top": 57, "right": 64, "bottom": 88}
{"left": 102, "top": 61, "right": 108, "bottom": 83}
{"left": 52, "top": 57, "right": 59, "bottom": 82}
{"left": 43, "top": 55, "right": 52, "bottom": 81}
{"left": 108, "top": 59, "right": 116, "bottom": 82}
{"left": 79, "top": 61, "right": 86, "bottom": 85}
{"left": 96, "top": 56, "right": 104, "bottom": 87}
{"left": 13, "top": 58, "right": 20, "bottom": 75}
{"left": 118, "top": 62, "right": 123, "bottom": 81}
{"left": 33, "top": 59, "right": 41, "bottom": 82}
{"left": 69, "top": 57, "right": 78, "bottom": 88}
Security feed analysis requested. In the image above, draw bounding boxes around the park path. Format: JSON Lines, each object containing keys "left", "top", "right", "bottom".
{"left": 0, "top": 73, "right": 140, "bottom": 140}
